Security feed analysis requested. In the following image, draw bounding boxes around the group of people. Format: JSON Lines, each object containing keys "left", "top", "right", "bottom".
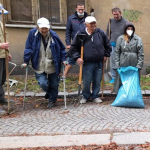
{"left": 0, "top": 3, "right": 144, "bottom": 112}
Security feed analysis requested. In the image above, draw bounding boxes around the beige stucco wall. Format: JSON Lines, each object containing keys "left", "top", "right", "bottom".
{"left": 86, "top": 0, "right": 150, "bottom": 74}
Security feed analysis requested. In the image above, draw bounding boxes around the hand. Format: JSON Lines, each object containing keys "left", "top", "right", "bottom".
{"left": 66, "top": 45, "right": 71, "bottom": 49}
{"left": 104, "top": 57, "right": 107, "bottom": 62}
{"left": 0, "top": 42, "right": 9, "bottom": 49}
{"left": 77, "top": 58, "right": 84, "bottom": 66}
{"left": 8, "top": 54, "right": 12, "bottom": 61}
{"left": 21, "top": 63, "right": 27, "bottom": 68}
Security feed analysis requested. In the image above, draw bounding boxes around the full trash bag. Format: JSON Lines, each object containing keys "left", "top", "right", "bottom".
{"left": 111, "top": 66, "right": 145, "bottom": 108}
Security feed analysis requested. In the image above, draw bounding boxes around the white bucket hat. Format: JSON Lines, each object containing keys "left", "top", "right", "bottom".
{"left": 37, "top": 17, "right": 50, "bottom": 29}
{"left": 0, "top": 3, "right": 9, "bottom": 14}
{"left": 85, "top": 16, "right": 97, "bottom": 24}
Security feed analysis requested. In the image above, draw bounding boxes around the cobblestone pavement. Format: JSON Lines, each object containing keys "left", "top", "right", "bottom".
{"left": 0, "top": 100, "right": 150, "bottom": 137}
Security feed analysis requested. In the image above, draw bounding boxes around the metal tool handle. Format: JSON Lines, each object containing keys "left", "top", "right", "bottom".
{"left": 23, "top": 67, "right": 28, "bottom": 110}
{"left": 63, "top": 65, "right": 67, "bottom": 110}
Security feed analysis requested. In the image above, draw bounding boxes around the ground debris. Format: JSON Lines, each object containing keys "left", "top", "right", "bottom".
{"left": 2, "top": 142, "right": 150, "bottom": 150}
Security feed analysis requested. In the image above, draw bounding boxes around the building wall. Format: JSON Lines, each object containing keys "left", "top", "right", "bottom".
{"left": 86, "top": 0, "right": 150, "bottom": 74}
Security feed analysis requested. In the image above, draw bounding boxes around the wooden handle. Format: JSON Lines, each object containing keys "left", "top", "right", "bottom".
{"left": 2, "top": 10, "right": 10, "bottom": 114}
{"left": 78, "top": 45, "right": 84, "bottom": 84}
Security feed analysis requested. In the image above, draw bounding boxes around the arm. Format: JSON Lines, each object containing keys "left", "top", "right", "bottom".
{"left": 102, "top": 31, "right": 112, "bottom": 57}
{"left": 136, "top": 38, "right": 144, "bottom": 69}
{"left": 23, "top": 30, "right": 35, "bottom": 65}
{"left": 115, "top": 37, "right": 122, "bottom": 69}
{"left": 69, "top": 32, "right": 81, "bottom": 60}
{"left": 65, "top": 17, "right": 72, "bottom": 46}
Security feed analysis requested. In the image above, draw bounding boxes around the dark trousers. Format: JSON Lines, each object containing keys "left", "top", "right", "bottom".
{"left": 0, "top": 58, "right": 6, "bottom": 99}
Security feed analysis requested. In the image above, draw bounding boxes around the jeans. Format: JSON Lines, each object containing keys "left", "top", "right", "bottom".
{"left": 35, "top": 72, "right": 59, "bottom": 102}
{"left": 0, "top": 58, "right": 6, "bottom": 99}
{"left": 110, "top": 46, "right": 116, "bottom": 79}
{"left": 82, "top": 62, "right": 102, "bottom": 100}
{"left": 66, "top": 57, "right": 76, "bottom": 66}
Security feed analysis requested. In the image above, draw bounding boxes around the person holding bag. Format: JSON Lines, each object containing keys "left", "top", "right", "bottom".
{"left": 114, "top": 22, "right": 144, "bottom": 94}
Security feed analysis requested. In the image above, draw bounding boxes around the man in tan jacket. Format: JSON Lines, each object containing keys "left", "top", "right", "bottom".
{"left": 0, "top": 3, "right": 12, "bottom": 114}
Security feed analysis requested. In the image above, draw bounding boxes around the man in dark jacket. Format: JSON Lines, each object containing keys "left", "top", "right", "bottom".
{"left": 70, "top": 16, "right": 112, "bottom": 104}
{"left": 22, "top": 17, "right": 66, "bottom": 108}
{"left": 64, "top": 3, "right": 88, "bottom": 78}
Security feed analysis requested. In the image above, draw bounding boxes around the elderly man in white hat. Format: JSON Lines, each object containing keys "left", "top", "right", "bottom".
{"left": 0, "top": 3, "right": 12, "bottom": 114}
{"left": 22, "top": 17, "right": 66, "bottom": 109}
{"left": 69, "top": 16, "right": 112, "bottom": 104}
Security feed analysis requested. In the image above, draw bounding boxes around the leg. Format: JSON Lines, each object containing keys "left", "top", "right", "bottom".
{"left": 47, "top": 73, "right": 59, "bottom": 103}
{"left": 91, "top": 62, "right": 103, "bottom": 100}
{"left": 64, "top": 57, "right": 76, "bottom": 77}
{"left": 35, "top": 72, "right": 49, "bottom": 93}
{"left": 0, "top": 58, "right": 6, "bottom": 102}
{"left": 82, "top": 62, "right": 94, "bottom": 100}
{"left": 64, "top": 64, "right": 73, "bottom": 77}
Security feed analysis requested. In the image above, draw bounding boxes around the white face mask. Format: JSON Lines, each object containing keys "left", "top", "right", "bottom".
{"left": 126, "top": 30, "right": 133, "bottom": 36}
{"left": 77, "top": 12, "right": 84, "bottom": 16}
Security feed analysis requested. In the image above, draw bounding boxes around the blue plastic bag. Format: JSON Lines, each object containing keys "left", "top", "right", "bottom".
{"left": 111, "top": 66, "right": 145, "bottom": 108}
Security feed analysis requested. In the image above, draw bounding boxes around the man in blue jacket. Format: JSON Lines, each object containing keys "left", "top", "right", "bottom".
{"left": 64, "top": 3, "right": 88, "bottom": 78}
{"left": 70, "top": 16, "right": 112, "bottom": 104}
{"left": 22, "top": 17, "right": 66, "bottom": 108}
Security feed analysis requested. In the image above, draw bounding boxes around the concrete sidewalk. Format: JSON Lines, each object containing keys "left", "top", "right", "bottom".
{"left": 0, "top": 132, "right": 150, "bottom": 149}
{"left": 5, "top": 89, "right": 150, "bottom": 97}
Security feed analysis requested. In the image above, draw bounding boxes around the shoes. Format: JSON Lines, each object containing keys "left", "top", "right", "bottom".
{"left": 0, "top": 108, "right": 6, "bottom": 115}
{"left": 47, "top": 101, "right": 56, "bottom": 109}
{"left": 110, "top": 78, "right": 115, "bottom": 83}
{"left": 45, "top": 93, "right": 49, "bottom": 99}
{"left": 80, "top": 97, "right": 87, "bottom": 104}
{"left": 0, "top": 98, "right": 13, "bottom": 104}
{"left": 93, "top": 98, "right": 102, "bottom": 103}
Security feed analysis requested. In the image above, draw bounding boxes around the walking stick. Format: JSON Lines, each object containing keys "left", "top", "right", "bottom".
{"left": 62, "top": 64, "right": 67, "bottom": 110}
{"left": 23, "top": 66, "right": 28, "bottom": 110}
{"left": 101, "top": 60, "right": 105, "bottom": 99}
{"left": 78, "top": 34, "right": 86, "bottom": 96}
{"left": 2, "top": 10, "right": 10, "bottom": 114}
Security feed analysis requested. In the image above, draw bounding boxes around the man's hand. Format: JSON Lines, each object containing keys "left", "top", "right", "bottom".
{"left": 104, "top": 56, "right": 107, "bottom": 62}
{"left": 77, "top": 58, "right": 84, "bottom": 66}
{"left": 21, "top": 63, "right": 27, "bottom": 68}
{"left": 66, "top": 45, "right": 71, "bottom": 49}
{"left": 0, "top": 42, "right": 9, "bottom": 49}
{"left": 8, "top": 54, "right": 12, "bottom": 61}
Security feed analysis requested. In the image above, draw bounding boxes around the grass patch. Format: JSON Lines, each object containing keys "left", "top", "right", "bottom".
{"left": 4, "top": 74, "right": 150, "bottom": 94}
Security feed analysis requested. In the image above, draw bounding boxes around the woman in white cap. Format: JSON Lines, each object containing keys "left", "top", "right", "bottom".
{"left": 22, "top": 17, "right": 67, "bottom": 109}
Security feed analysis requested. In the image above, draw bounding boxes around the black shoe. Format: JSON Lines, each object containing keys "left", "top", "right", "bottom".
{"left": 0, "top": 98, "right": 13, "bottom": 104}
{"left": 47, "top": 101, "right": 56, "bottom": 109}
{"left": 45, "top": 93, "right": 49, "bottom": 99}
{"left": 0, "top": 98, "right": 8, "bottom": 104}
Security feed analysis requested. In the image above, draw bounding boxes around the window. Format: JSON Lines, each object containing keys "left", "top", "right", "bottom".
{"left": 39, "top": 0, "right": 60, "bottom": 24}
{"left": 5, "top": 0, "right": 85, "bottom": 26}
{"left": 10, "top": 0, "right": 32, "bottom": 22}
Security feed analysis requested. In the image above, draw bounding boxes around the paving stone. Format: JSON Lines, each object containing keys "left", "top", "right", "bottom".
{"left": 35, "top": 92, "right": 45, "bottom": 97}
{"left": 145, "top": 90, "right": 150, "bottom": 95}
{"left": 5, "top": 92, "right": 15, "bottom": 96}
